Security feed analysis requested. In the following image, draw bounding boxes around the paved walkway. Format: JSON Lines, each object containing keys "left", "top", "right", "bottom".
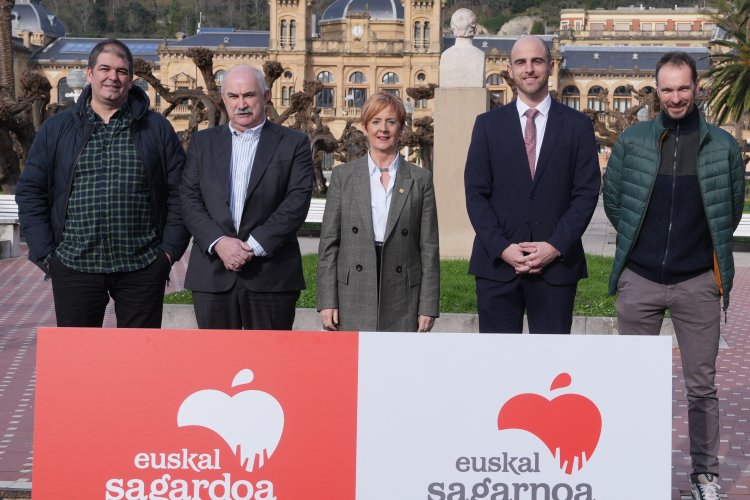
{"left": 2, "top": 207, "right": 750, "bottom": 495}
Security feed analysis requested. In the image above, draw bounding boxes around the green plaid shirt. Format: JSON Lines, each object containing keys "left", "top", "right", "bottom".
{"left": 55, "top": 100, "right": 160, "bottom": 273}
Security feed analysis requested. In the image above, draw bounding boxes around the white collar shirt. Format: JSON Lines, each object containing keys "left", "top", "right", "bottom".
{"left": 208, "top": 119, "right": 267, "bottom": 256}
{"left": 516, "top": 93, "right": 552, "bottom": 171}
{"left": 367, "top": 151, "right": 399, "bottom": 243}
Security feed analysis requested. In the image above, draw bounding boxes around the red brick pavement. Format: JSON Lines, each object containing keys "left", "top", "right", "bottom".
{"left": 1, "top": 249, "right": 750, "bottom": 495}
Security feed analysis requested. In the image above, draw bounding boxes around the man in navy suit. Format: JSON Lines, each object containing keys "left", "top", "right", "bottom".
{"left": 464, "top": 35, "right": 600, "bottom": 334}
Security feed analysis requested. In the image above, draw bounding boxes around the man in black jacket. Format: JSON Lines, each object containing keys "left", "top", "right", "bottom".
{"left": 16, "top": 39, "right": 190, "bottom": 328}
{"left": 180, "top": 65, "right": 313, "bottom": 330}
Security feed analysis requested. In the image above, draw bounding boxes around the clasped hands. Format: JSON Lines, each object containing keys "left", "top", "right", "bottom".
{"left": 215, "top": 237, "right": 254, "bottom": 272}
{"left": 501, "top": 241, "right": 559, "bottom": 274}
{"left": 320, "top": 309, "right": 435, "bottom": 332}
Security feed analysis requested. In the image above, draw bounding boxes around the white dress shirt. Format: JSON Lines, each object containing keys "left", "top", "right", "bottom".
{"left": 209, "top": 119, "right": 267, "bottom": 256}
{"left": 368, "top": 151, "right": 399, "bottom": 243}
{"left": 516, "top": 93, "right": 552, "bottom": 171}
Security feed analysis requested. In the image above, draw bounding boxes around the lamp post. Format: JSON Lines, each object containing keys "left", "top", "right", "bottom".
{"left": 403, "top": 98, "right": 415, "bottom": 161}
{"left": 65, "top": 69, "right": 87, "bottom": 103}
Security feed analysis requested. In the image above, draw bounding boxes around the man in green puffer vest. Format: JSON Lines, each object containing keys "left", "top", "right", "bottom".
{"left": 603, "top": 51, "right": 745, "bottom": 500}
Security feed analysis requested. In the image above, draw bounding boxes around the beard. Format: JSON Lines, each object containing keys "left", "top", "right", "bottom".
{"left": 663, "top": 100, "right": 694, "bottom": 120}
{"left": 513, "top": 73, "right": 549, "bottom": 97}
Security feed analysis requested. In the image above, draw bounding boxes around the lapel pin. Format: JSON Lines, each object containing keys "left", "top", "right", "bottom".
{"left": 399, "top": 189, "right": 404, "bottom": 193}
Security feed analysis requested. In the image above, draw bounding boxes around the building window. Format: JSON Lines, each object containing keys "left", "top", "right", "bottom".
{"left": 561, "top": 85, "right": 580, "bottom": 110}
{"left": 317, "top": 87, "right": 334, "bottom": 107}
{"left": 290, "top": 20, "right": 296, "bottom": 47}
{"left": 318, "top": 71, "right": 334, "bottom": 83}
{"left": 676, "top": 23, "right": 692, "bottom": 31}
{"left": 290, "top": 86, "right": 295, "bottom": 99}
{"left": 703, "top": 23, "right": 715, "bottom": 33}
{"left": 382, "top": 72, "right": 399, "bottom": 84}
{"left": 281, "top": 20, "right": 287, "bottom": 47}
{"left": 133, "top": 78, "right": 149, "bottom": 95}
{"left": 57, "top": 77, "right": 73, "bottom": 104}
{"left": 614, "top": 23, "right": 630, "bottom": 32}
{"left": 641, "top": 23, "right": 652, "bottom": 31}
{"left": 414, "top": 22, "right": 421, "bottom": 49}
{"left": 349, "top": 72, "right": 366, "bottom": 84}
{"left": 282, "top": 87, "right": 288, "bottom": 106}
{"left": 587, "top": 86, "right": 605, "bottom": 113}
{"left": 346, "top": 88, "right": 367, "bottom": 107}
{"left": 486, "top": 74, "right": 503, "bottom": 86}
{"left": 490, "top": 91, "right": 505, "bottom": 106}
{"left": 613, "top": 85, "right": 632, "bottom": 112}
{"left": 322, "top": 152, "right": 334, "bottom": 170}
{"left": 424, "top": 22, "right": 430, "bottom": 49}
{"left": 284, "top": 70, "right": 293, "bottom": 80}
{"left": 155, "top": 93, "right": 161, "bottom": 106}
{"left": 655, "top": 23, "right": 665, "bottom": 32}
{"left": 416, "top": 72, "right": 426, "bottom": 82}
{"left": 214, "top": 69, "right": 226, "bottom": 87}
{"left": 415, "top": 98, "right": 428, "bottom": 108}
{"left": 383, "top": 89, "right": 400, "bottom": 97}
{"left": 590, "top": 22, "right": 604, "bottom": 32}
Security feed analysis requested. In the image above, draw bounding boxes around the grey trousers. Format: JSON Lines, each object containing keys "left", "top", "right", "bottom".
{"left": 616, "top": 267, "right": 721, "bottom": 477}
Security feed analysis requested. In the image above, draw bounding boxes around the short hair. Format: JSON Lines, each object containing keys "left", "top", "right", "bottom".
{"left": 361, "top": 91, "right": 407, "bottom": 129}
{"left": 88, "top": 38, "right": 133, "bottom": 77}
{"left": 510, "top": 35, "right": 552, "bottom": 64}
{"left": 222, "top": 65, "right": 268, "bottom": 95}
{"left": 655, "top": 51, "right": 698, "bottom": 85}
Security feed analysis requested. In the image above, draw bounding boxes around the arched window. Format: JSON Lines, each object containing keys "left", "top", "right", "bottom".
{"left": 416, "top": 72, "right": 426, "bottom": 82}
{"left": 613, "top": 85, "right": 632, "bottom": 112}
{"left": 382, "top": 72, "right": 399, "bottom": 84}
{"left": 290, "top": 86, "right": 295, "bottom": 98}
{"left": 57, "top": 77, "right": 73, "bottom": 104}
{"left": 133, "top": 79, "right": 148, "bottom": 93}
{"left": 318, "top": 71, "right": 334, "bottom": 83}
{"left": 587, "top": 86, "right": 605, "bottom": 112}
{"left": 486, "top": 74, "right": 503, "bottom": 86}
{"left": 423, "top": 22, "right": 430, "bottom": 49}
{"left": 349, "top": 72, "right": 366, "bottom": 84}
{"left": 282, "top": 87, "right": 288, "bottom": 106}
{"left": 317, "top": 87, "right": 334, "bottom": 107}
{"left": 280, "top": 20, "right": 288, "bottom": 47}
{"left": 642, "top": 85, "right": 655, "bottom": 94}
{"left": 290, "top": 20, "right": 296, "bottom": 47}
{"left": 283, "top": 70, "right": 293, "bottom": 80}
{"left": 214, "top": 70, "right": 226, "bottom": 87}
{"left": 414, "top": 21, "right": 421, "bottom": 49}
{"left": 561, "top": 85, "right": 580, "bottom": 110}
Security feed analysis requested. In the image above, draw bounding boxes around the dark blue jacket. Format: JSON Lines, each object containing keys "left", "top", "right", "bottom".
{"left": 464, "top": 98, "right": 601, "bottom": 285}
{"left": 16, "top": 85, "right": 191, "bottom": 275}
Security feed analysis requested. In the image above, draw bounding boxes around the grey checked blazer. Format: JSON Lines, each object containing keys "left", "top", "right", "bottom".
{"left": 317, "top": 155, "right": 440, "bottom": 332}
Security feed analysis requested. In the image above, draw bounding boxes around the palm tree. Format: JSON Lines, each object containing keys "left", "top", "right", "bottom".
{"left": 703, "top": 0, "right": 750, "bottom": 129}
{"left": 0, "top": 0, "right": 15, "bottom": 99}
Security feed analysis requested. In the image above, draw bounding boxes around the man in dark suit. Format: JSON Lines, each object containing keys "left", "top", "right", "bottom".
{"left": 464, "top": 35, "right": 600, "bottom": 334}
{"left": 181, "top": 65, "right": 313, "bottom": 330}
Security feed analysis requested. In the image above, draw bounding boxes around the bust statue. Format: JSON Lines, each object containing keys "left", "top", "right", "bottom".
{"left": 439, "top": 8, "right": 486, "bottom": 88}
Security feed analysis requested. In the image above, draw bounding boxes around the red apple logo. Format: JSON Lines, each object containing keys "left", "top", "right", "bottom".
{"left": 497, "top": 373, "right": 601, "bottom": 475}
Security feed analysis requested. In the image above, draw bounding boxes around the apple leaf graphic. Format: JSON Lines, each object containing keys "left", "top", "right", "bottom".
{"left": 497, "top": 374, "right": 602, "bottom": 475}
{"left": 178, "top": 370, "right": 285, "bottom": 472}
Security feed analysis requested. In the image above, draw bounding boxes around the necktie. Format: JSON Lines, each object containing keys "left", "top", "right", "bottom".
{"left": 523, "top": 108, "right": 540, "bottom": 180}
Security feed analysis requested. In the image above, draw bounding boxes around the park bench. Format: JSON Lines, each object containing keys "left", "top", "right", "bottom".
{"left": 306, "top": 198, "right": 326, "bottom": 224}
{"left": 0, "top": 195, "right": 20, "bottom": 259}
{"left": 735, "top": 214, "right": 750, "bottom": 238}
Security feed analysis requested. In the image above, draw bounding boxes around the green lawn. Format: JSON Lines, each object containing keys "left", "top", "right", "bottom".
{"left": 166, "top": 254, "right": 617, "bottom": 317}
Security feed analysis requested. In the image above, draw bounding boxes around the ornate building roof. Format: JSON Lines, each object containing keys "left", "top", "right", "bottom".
{"left": 11, "top": 0, "right": 66, "bottom": 39}
{"left": 321, "top": 0, "right": 404, "bottom": 22}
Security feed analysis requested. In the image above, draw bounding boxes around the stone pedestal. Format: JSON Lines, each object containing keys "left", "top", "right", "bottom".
{"left": 433, "top": 87, "right": 489, "bottom": 259}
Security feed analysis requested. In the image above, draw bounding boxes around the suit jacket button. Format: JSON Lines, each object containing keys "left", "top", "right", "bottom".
{"left": 356, "top": 264, "right": 363, "bottom": 271}
{"left": 531, "top": 195, "right": 537, "bottom": 200}
{"left": 396, "top": 266, "right": 402, "bottom": 273}
{"left": 401, "top": 229, "right": 408, "bottom": 236}
{"left": 525, "top": 221, "right": 531, "bottom": 226}
{"left": 352, "top": 227, "right": 358, "bottom": 234}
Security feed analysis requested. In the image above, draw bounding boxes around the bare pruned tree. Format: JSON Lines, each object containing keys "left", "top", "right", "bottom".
{"left": 401, "top": 84, "right": 437, "bottom": 172}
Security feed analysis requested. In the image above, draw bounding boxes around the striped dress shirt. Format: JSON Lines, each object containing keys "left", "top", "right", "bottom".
{"left": 210, "top": 120, "right": 267, "bottom": 256}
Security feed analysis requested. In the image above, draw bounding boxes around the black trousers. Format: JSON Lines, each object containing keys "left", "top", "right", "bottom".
{"left": 192, "top": 281, "right": 300, "bottom": 330}
{"left": 50, "top": 251, "right": 171, "bottom": 328}
{"left": 476, "top": 274, "right": 577, "bottom": 334}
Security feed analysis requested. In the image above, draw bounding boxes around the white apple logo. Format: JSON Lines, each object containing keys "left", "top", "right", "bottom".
{"left": 177, "top": 369, "right": 284, "bottom": 472}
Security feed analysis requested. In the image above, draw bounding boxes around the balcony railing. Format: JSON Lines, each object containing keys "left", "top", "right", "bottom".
{"left": 342, "top": 107, "right": 361, "bottom": 116}
{"left": 279, "top": 36, "right": 296, "bottom": 48}
{"left": 413, "top": 38, "right": 430, "bottom": 49}
{"left": 560, "top": 29, "right": 713, "bottom": 38}
{"left": 319, "top": 107, "right": 336, "bottom": 117}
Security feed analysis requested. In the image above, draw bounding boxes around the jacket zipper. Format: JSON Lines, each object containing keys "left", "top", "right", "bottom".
{"left": 661, "top": 123, "right": 679, "bottom": 284}
{"left": 58, "top": 120, "right": 95, "bottom": 244}
{"left": 130, "top": 120, "right": 162, "bottom": 238}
